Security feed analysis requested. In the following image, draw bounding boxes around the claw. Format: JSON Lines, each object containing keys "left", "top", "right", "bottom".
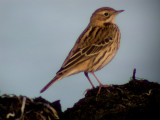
{"left": 97, "top": 84, "right": 112, "bottom": 96}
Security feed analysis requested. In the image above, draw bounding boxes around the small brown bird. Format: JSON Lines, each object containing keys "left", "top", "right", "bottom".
{"left": 40, "top": 7, "right": 124, "bottom": 93}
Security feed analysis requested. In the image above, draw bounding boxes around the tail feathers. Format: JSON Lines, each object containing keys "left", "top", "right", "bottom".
{"left": 40, "top": 76, "right": 60, "bottom": 93}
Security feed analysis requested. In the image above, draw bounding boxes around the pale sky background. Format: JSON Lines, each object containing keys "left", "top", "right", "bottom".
{"left": 0, "top": 0, "right": 160, "bottom": 111}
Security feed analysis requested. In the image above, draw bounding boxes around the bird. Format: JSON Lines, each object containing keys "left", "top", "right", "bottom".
{"left": 40, "top": 7, "right": 124, "bottom": 93}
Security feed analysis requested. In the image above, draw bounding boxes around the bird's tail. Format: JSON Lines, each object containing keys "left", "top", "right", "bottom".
{"left": 40, "top": 75, "right": 61, "bottom": 93}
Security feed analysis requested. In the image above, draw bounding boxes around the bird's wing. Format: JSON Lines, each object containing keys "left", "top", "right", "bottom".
{"left": 57, "top": 24, "right": 117, "bottom": 74}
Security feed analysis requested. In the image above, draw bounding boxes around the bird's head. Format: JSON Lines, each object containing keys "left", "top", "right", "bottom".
{"left": 90, "top": 7, "right": 124, "bottom": 26}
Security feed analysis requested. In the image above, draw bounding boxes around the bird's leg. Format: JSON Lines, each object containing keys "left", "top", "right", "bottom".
{"left": 84, "top": 72, "right": 95, "bottom": 88}
{"left": 91, "top": 72, "right": 111, "bottom": 96}
{"left": 83, "top": 72, "right": 95, "bottom": 95}
{"left": 91, "top": 72, "right": 111, "bottom": 87}
{"left": 91, "top": 72, "right": 103, "bottom": 86}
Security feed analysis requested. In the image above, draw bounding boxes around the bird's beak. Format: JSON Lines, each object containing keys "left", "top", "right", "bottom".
{"left": 115, "top": 10, "right": 125, "bottom": 14}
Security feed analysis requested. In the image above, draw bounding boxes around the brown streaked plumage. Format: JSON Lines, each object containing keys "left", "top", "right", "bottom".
{"left": 40, "top": 7, "right": 124, "bottom": 93}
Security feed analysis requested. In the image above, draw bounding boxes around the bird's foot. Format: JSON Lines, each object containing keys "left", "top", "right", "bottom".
{"left": 83, "top": 84, "right": 111, "bottom": 95}
{"left": 83, "top": 88, "right": 94, "bottom": 95}
{"left": 100, "top": 84, "right": 112, "bottom": 87}
{"left": 97, "top": 84, "right": 112, "bottom": 96}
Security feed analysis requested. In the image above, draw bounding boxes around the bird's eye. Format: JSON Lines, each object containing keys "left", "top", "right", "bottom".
{"left": 104, "top": 12, "right": 109, "bottom": 16}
